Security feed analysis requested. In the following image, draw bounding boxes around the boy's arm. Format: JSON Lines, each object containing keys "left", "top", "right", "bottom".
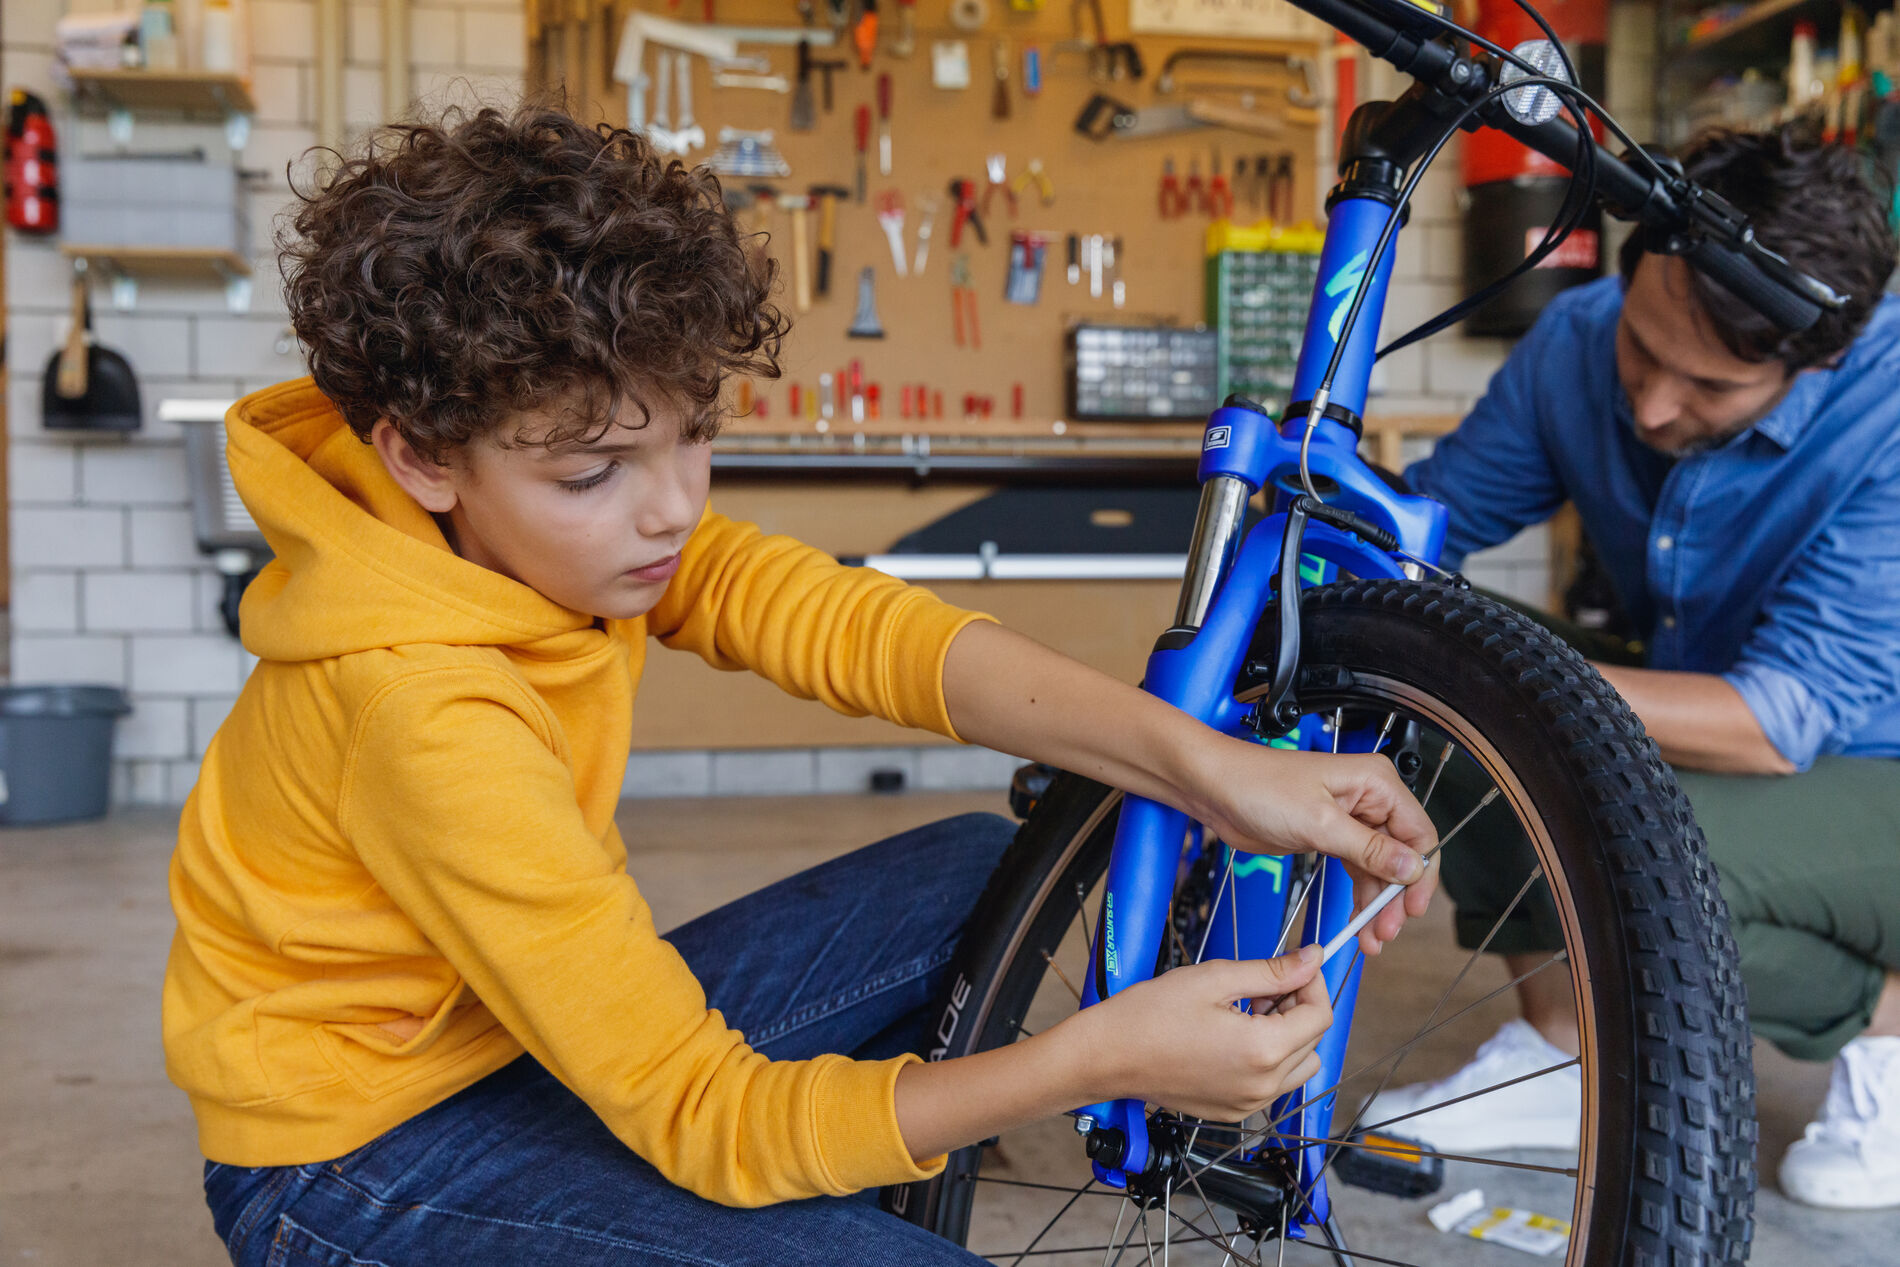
{"left": 941, "top": 620, "right": 1435, "bottom": 919}
{"left": 342, "top": 670, "right": 941, "bottom": 1208}
{"left": 646, "top": 510, "right": 991, "bottom": 739}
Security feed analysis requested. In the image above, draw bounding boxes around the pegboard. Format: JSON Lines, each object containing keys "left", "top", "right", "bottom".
{"left": 541, "top": 0, "right": 1325, "bottom": 442}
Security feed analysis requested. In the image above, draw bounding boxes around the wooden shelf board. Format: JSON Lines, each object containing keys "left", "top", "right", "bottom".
{"left": 60, "top": 244, "right": 250, "bottom": 279}
{"left": 67, "top": 68, "right": 255, "bottom": 116}
{"left": 1669, "top": 0, "right": 1838, "bottom": 63}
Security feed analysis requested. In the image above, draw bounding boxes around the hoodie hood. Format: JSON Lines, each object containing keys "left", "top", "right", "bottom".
{"left": 230, "top": 378, "right": 593, "bottom": 663}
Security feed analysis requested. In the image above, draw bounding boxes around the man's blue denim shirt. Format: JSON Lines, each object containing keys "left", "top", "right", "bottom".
{"left": 1406, "top": 275, "right": 1900, "bottom": 771}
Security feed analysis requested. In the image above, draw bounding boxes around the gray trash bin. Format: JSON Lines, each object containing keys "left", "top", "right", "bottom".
{"left": 0, "top": 685, "right": 132, "bottom": 826}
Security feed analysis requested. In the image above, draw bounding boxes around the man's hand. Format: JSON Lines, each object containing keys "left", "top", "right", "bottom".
{"left": 1184, "top": 741, "right": 1440, "bottom": 955}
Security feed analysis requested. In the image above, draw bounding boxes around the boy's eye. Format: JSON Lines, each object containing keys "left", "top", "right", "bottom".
{"left": 556, "top": 461, "right": 618, "bottom": 493}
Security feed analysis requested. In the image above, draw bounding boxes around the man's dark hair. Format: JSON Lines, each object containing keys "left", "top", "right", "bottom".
{"left": 280, "top": 101, "right": 785, "bottom": 461}
{"left": 1618, "top": 124, "right": 1895, "bottom": 371}
{"left": 1618, "top": 123, "right": 1900, "bottom": 368}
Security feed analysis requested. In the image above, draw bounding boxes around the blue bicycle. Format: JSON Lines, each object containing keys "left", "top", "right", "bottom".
{"left": 885, "top": 0, "right": 1847, "bottom": 1261}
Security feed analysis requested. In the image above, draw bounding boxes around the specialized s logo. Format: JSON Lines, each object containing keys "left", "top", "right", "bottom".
{"left": 1324, "top": 249, "right": 1372, "bottom": 344}
{"left": 1204, "top": 425, "right": 1232, "bottom": 450}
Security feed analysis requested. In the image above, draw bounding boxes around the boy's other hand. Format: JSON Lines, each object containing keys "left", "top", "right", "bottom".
{"left": 1182, "top": 741, "right": 1439, "bottom": 955}
{"left": 1074, "top": 949, "right": 1333, "bottom": 1121}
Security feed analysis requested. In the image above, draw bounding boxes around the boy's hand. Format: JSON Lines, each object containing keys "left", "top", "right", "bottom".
{"left": 1184, "top": 741, "right": 1439, "bottom": 956}
{"left": 1073, "top": 948, "right": 1333, "bottom": 1121}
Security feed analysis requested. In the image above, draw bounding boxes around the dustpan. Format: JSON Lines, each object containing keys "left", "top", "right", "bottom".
{"left": 42, "top": 260, "right": 141, "bottom": 432}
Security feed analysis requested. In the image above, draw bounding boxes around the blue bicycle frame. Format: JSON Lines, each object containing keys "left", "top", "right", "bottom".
{"left": 1070, "top": 184, "right": 1451, "bottom": 1234}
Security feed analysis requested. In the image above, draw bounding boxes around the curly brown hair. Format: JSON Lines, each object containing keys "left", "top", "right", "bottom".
{"left": 280, "top": 101, "right": 785, "bottom": 460}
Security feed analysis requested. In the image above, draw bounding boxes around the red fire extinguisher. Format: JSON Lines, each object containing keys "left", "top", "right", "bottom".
{"left": 1461, "top": 0, "right": 1607, "bottom": 336}
{"left": 6, "top": 89, "right": 59, "bottom": 235}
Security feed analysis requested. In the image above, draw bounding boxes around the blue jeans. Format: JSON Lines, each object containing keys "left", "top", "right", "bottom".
{"left": 203, "top": 812, "right": 1016, "bottom": 1266}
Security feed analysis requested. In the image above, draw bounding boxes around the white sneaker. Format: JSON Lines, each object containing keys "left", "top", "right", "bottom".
{"left": 1780, "top": 1035, "right": 1900, "bottom": 1210}
{"left": 1357, "top": 1019, "right": 1581, "bottom": 1153}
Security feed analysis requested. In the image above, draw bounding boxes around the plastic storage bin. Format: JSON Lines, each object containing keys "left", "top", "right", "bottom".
{"left": 0, "top": 685, "right": 131, "bottom": 826}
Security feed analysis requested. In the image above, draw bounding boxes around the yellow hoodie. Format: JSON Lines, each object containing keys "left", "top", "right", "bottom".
{"left": 162, "top": 379, "right": 993, "bottom": 1206}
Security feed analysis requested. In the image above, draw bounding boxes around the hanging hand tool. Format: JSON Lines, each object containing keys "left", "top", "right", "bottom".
{"left": 1207, "top": 146, "right": 1234, "bottom": 219}
{"left": 991, "top": 38, "right": 1011, "bottom": 120}
{"left": 812, "top": 55, "right": 846, "bottom": 110}
{"left": 847, "top": 267, "right": 886, "bottom": 338}
{"left": 950, "top": 253, "right": 980, "bottom": 348}
{"left": 1154, "top": 49, "right": 1321, "bottom": 105}
{"left": 853, "top": 104, "right": 870, "bottom": 203}
{"left": 875, "top": 190, "right": 909, "bottom": 277}
{"left": 1109, "top": 235, "right": 1125, "bottom": 307}
{"left": 1005, "top": 232, "right": 1048, "bottom": 305}
{"left": 979, "top": 153, "right": 1017, "bottom": 219}
{"left": 819, "top": 371, "right": 836, "bottom": 421}
{"left": 890, "top": 0, "right": 917, "bottom": 56}
{"left": 672, "top": 53, "right": 705, "bottom": 153}
{"left": 1011, "top": 158, "right": 1054, "bottom": 207}
{"left": 948, "top": 178, "right": 985, "bottom": 247}
{"left": 876, "top": 73, "right": 893, "bottom": 175}
{"left": 789, "top": 39, "right": 817, "bottom": 130}
{"left": 709, "top": 128, "right": 792, "bottom": 177}
{"left": 809, "top": 184, "right": 848, "bottom": 297}
{"left": 1184, "top": 157, "right": 1206, "bottom": 214}
{"left": 1088, "top": 233, "right": 1103, "bottom": 298}
{"left": 1158, "top": 157, "right": 1185, "bottom": 218}
{"left": 825, "top": 0, "right": 848, "bottom": 33}
{"left": 1066, "top": 232, "right": 1080, "bottom": 284}
{"left": 912, "top": 192, "right": 938, "bottom": 275}
{"left": 713, "top": 71, "right": 791, "bottom": 91}
{"left": 782, "top": 192, "right": 814, "bottom": 313}
{"left": 1023, "top": 44, "right": 1043, "bottom": 96}
{"left": 852, "top": 0, "right": 879, "bottom": 70}
{"left": 1269, "top": 153, "right": 1295, "bottom": 222}
{"left": 649, "top": 52, "right": 677, "bottom": 152}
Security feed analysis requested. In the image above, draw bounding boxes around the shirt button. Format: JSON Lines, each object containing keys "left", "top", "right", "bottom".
{"left": 1657, "top": 535, "right": 1674, "bottom": 551}
{"left": 1661, "top": 615, "right": 1677, "bottom": 629}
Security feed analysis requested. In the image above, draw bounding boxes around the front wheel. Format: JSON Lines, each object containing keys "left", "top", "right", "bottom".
{"left": 889, "top": 580, "right": 1754, "bottom": 1266}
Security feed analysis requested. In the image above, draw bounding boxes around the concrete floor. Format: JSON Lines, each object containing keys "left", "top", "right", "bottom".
{"left": 3, "top": 795, "right": 1896, "bottom": 1265}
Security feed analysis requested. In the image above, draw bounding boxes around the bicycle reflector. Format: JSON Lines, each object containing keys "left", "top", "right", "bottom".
{"left": 1334, "top": 1129, "right": 1446, "bottom": 1198}
{"left": 1498, "top": 38, "right": 1570, "bottom": 125}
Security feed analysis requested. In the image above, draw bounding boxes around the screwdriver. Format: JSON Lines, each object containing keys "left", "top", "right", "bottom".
{"left": 877, "top": 74, "right": 893, "bottom": 176}
{"left": 854, "top": 103, "right": 870, "bottom": 203}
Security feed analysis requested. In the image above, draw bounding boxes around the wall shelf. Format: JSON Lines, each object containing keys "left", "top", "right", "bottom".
{"left": 60, "top": 244, "right": 252, "bottom": 311}
{"left": 67, "top": 68, "right": 254, "bottom": 116}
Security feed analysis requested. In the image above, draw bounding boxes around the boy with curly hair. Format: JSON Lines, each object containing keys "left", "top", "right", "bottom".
{"left": 164, "top": 104, "right": 1437, "bottom": 1265}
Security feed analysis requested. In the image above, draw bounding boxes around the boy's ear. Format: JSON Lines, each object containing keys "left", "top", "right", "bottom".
{"left": 371, "top": 420, "right": 460, "bottom": 514}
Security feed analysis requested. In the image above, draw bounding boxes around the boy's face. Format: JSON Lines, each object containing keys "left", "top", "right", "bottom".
{"left": 375, "top": 406, "right": 712, "bottom": 620}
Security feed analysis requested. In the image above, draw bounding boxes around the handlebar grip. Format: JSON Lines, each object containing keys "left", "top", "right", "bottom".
{"left": 1682, "top": 235, "right": 1824, "bottom": 334}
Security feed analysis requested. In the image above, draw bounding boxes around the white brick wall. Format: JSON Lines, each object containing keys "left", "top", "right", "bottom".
{"left": 5, "top": 1, "right": 527, "bottom": 804}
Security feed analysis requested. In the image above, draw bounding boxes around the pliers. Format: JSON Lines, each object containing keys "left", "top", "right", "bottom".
{"left": 1268, "top": 153, "right": 1295, "bottom": 223}
{"left": 1158, "top": 157, "right": 1186, "bottom": 218}
{"left": 949, "top": 178, "right": 987, "bottom": 247}
{"left": 1011, "top": 158, "right": 1055, "bottom": 207}
{"left": 1206, "top": 147, "right": 1234, "bottom": 219}
{"left": 951, "top": 253, "right": 981, "bottom": 348}
{"left": 1184, "top": 157, "right": 1207, "bottom": 215}
{"left": 980, "top": 153, "right": 1018, "bottom": 219}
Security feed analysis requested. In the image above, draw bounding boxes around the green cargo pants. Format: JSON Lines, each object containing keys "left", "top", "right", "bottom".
{"left": 1434, "top": 601, "right": 1900, "bottom": 1063}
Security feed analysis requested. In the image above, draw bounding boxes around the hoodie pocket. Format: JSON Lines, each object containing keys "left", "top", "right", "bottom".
{"left": 313, "top": 995, "right": 508, "bottom": 1101}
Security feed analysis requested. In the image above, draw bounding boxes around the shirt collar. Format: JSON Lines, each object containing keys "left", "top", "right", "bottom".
{"left": 1749, "top": 369, "right": 1831, "bottom": 451}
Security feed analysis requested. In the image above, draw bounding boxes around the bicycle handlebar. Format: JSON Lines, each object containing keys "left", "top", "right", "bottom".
{"left": 1290, "top": 0, "right": 1846, "bottom": 334}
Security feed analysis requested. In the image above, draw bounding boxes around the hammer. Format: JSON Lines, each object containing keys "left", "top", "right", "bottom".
{"left": 778, "top": 193, "right": 815, "bottom": 313}
{"left": 809, "top": 184, "right": 850, "bottom": 300}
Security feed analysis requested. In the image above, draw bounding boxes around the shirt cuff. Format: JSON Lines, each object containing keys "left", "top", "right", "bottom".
{"left": 808, "top": 1053, "right": 945, "bottom": 1194}
{"left": 1722, "top": 660, "right": 1831, "bottom": 772}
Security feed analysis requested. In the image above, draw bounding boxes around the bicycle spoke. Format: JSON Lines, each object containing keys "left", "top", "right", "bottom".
{"left": 1182, "top": 952, "right": 1573, "bottom": 1182}
{"left": 1265, "top": 1131, "right": 1579, "bottom": 1178}
{"left": 1100, "top": 1198, "right": 1132, "bottom": 1267}
{"left": 1197, "top": 847, "right": 1238, "bottom": 964}
{"left": 966, "top": 1175, "right": 1129, "bottom": 1198}
{"left": 1419, "top": 741, "right": 1456, "bottom": 808}
{"left": 1280, "top": 1237, "right": 1436, "bottom": 1267}
{"left": 1165, "top": 1204, "right": 1265, "bottom": 1267}
{"left": 1356, "top": 1055, "right": 1581, "bottom": 1138}
{"left": 1042, "top": 949, "right": 1084, "bottom": 1004}
{"left": 999, "top": 1180, "right": 1095, "bottom": 1267}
